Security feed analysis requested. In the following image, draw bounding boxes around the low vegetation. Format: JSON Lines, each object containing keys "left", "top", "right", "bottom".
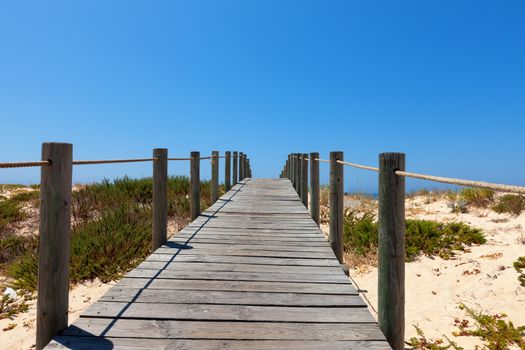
{"left": 413, "top": 187, "right": 525, "bottom": 216}
{"left": 514, "top": 256, "right": 525, "bottom": 287}
{"left": 408, "top": 304, "right": 525, "bottom": 349}
{"left": 343, "top": 210, "right": 486, "bottom": 264}
{"left": 1, "top": 176, "right": 219, "bottom": 318}
{"left": 0, "top": 199, "right": 27, "bottom": 232}
{"left": 492, "top": 194, "right": 525, "bottom": 216}
{"left": 458, "top": 188, "right": 495, "bottom": 208}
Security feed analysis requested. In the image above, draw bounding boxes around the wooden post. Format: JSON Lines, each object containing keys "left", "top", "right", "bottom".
{"left": 247, "top": 159, "right": 251, "bottom": 178}
{"left": 378, "top": 153, "right": 405, "bottom": 350}
{"left": 243, "top": 154, "right": 248, "bottom": 179}
{"left": 287, "top": 154, "right": 292, "bottom": 180}
{"left": 190, "top": 151, "right": 200, "bottom": 221}
{"left": 152, "top": 148, "right": 168, "bottom": 251}
{"left": 298, "top": 155, "right": 303, "bottom": 199}
{"left": 294, "top": 154, "right": 300, "bottom": 193}
{"left": 329, "top": 151, "right": 343, "bottom": 263}
{"left": 36, "top": 142, "right": 73, "bottom": 350}
{"left": 289, "top": 153, "right": 295, "bottom": 186}
{"left": 310, "top": 152, "right": 320, "bottom": 225}
{"left": 211, "top": 151, "right": 219, "bottom": 203}
{"left": 233, "top": 151, "right": 238, "bottom": 185}
{"left": 225, "top": 151, "right": 231, "bottom": 191}
{"left": 239, "top": 152, "right": 244, "bottom": 180}
{"left": 301, "top": 153, "right": 308, "bottom": 207}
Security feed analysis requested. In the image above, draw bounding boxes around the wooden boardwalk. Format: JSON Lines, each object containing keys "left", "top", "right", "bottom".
{"left": 48, "top": 178, "right": 390, "bottom": 349}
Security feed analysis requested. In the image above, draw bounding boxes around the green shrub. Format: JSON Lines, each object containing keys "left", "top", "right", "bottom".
{"left": 5, "top": 176, "right": 217, "bottom": 293}
{"left": 492, "top": 195, "right": 525, "bottom": 216}
{"left": 9, "top": 191, "right": 40, "bottom": 204}
{"left": 7, "top": 250, "right": 38, "bottom": 292}
{"left": 514, "top": 256, "right": 525, "bottom": 287}
{"left": 69, "top": 204, "right": 152, "bottom": 284}
{"left": 459, "top": 187, "right": 495, "bottom": 208}
{"left": 8, "top": 204, "right": 152, "bottom": 291}
{"left": 0, "top": 232, "right": 37, "bottom": 268}
{"left": 405, "top": 221, "right": 485, "bottom": 260}
{"left": 72, "top": 176, "right": 212, "bottom": 220}
{"left": 0, "top": 184, "right": 25, "bottom": 193}
{"left": 408, "top": 304, "right": 525, "bottom": 349}
{"left": 0, "top": 293, "right": 30, "bottom": 320}
{"left": 343, "top": 210, "right": 377, "bottom": 257}
{"left": 0, "top": 199, "right": 27, "bottom": 231}
{"left": 342, "top": 211, "right": 485, "bottom": 262}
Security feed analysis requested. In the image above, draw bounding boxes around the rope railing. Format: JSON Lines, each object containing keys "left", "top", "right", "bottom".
{"left": 1, "top": 155, "right": 235, "bottom": 168}
{"left": 292, "top": 155, "right": 525, "bottom": 195}
{"left": 395, "top": 170, "right": 525, "bottom": 195}
{"left": 73, "top": 158, "right": 157, "bottom": 165}
{"left": 337, "top": 160, "right": 379, "bottom": 172}
{"left": 167, "top": 157, "right": 192, "bottom": 161}
{"left": 0, "top": 160, "right": 51, "bottom": 168}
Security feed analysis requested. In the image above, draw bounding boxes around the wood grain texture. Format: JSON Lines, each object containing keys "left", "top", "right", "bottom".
{"left": 211, "top": 150, "right": 219, "bottom": 203}
{"left": 310, "top": 152, "right": 320, "bottom": 225}
{"left": 330, "top": 151, "right": 344, "bottom": 263}
{"left": 152, "top": 148, "right": 167, "bottom": 251}
{"left": 378, "top": 153, "right": 406, "bottom": 350}
{"left": 190, "top": 151, "right": 200, "bottom": 220}
{"left": 47, "top": 178, "right": 389, "bottom": 350}
{"left": 225, "top": 151, "right": 231, "bottom": 191}
{"left": 232, "top": 151, "right": 238, "bottom": 185}
{"left": 37, "top": 143, "right": 73, "bottom": 350}
{"left": 301, "top": 153, "right": 308, "bottom": 207}
{"left": 48, "top": 337, "right": 391, "bottom": 350}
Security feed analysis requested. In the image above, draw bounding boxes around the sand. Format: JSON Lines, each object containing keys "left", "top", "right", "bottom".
{"left": 0, "top": 279, "right": 114, "bottom": 350}
{"left": 346, "top": 194, "right": 525, "bottom": 348}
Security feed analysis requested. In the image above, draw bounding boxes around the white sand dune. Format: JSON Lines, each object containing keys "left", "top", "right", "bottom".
{"left": 349, "top": 195, "right": 525, "bottom": 348}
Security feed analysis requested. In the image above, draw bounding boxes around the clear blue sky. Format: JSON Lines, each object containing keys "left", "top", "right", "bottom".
{"left": 1, "top": 0, "right": 524, "bottom": 192}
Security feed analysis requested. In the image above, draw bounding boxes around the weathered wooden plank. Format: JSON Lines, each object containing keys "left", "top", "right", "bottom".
{"left": 172, "top": 233, "right": 328, "bottom": 242}
{"left": 143, "top": 254, "right": 341, "bottom": 266}
{"left": 154, "top": 247, "right": 335, "bottom": 259}
{"left": 115, "top": 278, "right": 358, "bottom": 294}
{"left": 136, "top": 261, "right": 343, "bottom": 275}
{"left": 62, "top": 319, "right": 387, "bottom": 340}
{"left": 166, "top": 241, "right": 329, "bottom": 250}
{"left": 170, "top": 237, "right": 328, "bottom": 245}
{"left": 82, "top": 302, "right": 373, "bottom": 322}
{"left": 49, "top": 337, "right": 391, "bottom": 350}
{"left": 158, "top": 242, "right": 335, "bottom": 253}
{"left": 99, "top": 288, "right": 365, "bottom": 306}
{"left": 125, "top": 269, "right": 350, "bottom": 283}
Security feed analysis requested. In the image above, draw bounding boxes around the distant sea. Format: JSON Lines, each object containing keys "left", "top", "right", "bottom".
{"left": 346, "top": 192, "right": 378, "bottom": 199}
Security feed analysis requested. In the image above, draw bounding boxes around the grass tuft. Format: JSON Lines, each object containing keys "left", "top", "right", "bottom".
{"left": 458, "top": 188, "right": 495, "bottom": 208}
{"left": 492, "top": 194, "right": 525, "bottom": 216}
